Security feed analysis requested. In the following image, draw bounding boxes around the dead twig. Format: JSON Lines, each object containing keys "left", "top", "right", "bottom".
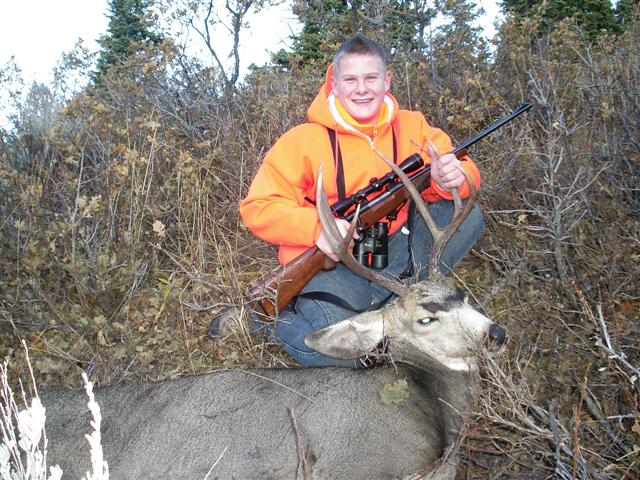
{"left": 288, "top": 406, "right": 313, "bottom": 480}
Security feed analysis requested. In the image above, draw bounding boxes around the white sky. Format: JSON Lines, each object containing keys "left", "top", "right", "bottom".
{"left": 0, "top": 0, "right": 502, "bottom": 86}
{"left": 0, "top": 0, "right": 108, "bottom": 84}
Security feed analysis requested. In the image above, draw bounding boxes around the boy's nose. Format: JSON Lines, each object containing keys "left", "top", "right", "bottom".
{"left": 355, "top": 79, "right": 368, "bottom": 93}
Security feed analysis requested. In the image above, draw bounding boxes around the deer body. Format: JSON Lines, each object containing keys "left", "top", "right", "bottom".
{"left": 42, "top": 364, "right": 471, "bottom": 480}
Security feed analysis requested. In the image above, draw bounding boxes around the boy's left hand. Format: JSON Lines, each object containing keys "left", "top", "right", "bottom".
{"left": 428, "top": 149, "right": 464, "bottom": 191}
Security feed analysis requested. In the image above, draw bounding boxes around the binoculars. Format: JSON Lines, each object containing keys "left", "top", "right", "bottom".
{"left": 353, "top": 222, "right": 389, "bottom": 269}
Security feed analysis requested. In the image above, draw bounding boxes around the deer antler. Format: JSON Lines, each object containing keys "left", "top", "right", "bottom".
{"left": 371, "top": 142, "right": 477, "bottom": 277}
{"left": 316, "top": 166, "right": 408, "bottom": 297}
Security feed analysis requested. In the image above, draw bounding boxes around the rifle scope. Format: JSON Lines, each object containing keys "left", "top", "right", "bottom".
{"left": 331, "top": 153, "right": 424, "bottom": 217}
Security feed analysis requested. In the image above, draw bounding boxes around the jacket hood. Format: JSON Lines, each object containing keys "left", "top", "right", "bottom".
{"left": 307, "top": 64, "right": 399, "bottom": 134}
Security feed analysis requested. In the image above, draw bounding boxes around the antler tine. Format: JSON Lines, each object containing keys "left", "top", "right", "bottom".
{"left": 316, "top": 166, "right": 408, "bottom": 297}
{"left": 373, "top": 142, "right": 478, "bottom": 277}
{"left": 316, "top": 166, "right": 359, "bottom": 258}
{"left": 427, "top": 165, "right": 477, "bottom": 274}
{"left": 424, "top": 142, "right": 478, "bottom": 276}
{"left": 372, "top": 145, "right": 441, "bottom": 238}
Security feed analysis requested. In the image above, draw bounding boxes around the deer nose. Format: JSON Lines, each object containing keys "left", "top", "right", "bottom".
{"left": 488, "top": 323, "right": 507, "bottom": 347}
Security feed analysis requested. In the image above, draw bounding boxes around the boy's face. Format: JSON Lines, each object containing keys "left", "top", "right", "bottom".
{"left": 332, "top": 54, "right": 391, "bottom": 125}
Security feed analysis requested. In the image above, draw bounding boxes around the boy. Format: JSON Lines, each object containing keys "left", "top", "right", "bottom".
{"left": 238, "top": 34, "right": 482, "bottom": 366}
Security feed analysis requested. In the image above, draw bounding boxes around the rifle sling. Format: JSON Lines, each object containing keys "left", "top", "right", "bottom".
{"left": 293, "top": 291, "right": 394, "bottom": 314}
{"left": 327, "top": 128, "right": 346, "bottom": 200}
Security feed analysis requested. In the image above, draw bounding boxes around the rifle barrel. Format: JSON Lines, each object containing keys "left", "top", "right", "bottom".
{"left": 344, "top": 102, "right": 533, "bottom": 222}
{"left": 453, "top": 102, "right": 533, "bottom": 155}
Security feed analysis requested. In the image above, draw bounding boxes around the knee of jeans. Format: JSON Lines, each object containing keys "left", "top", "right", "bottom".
{"left": 438, "top": 205, "right": 484, "bottom": 271}
{"left": 275, "top": 299, "right": 368, "bottom": 368}
{"left": 276, "top": 296, "right": 356, "bottom": 344}
{"left": 243, "top": 310, "right": 273, "bottom": 340}
{"left": 275, "top": 300, "right": 328, "bottom": 351}
{"left": 464, "top": 204, "right": 484, "bottom": 237}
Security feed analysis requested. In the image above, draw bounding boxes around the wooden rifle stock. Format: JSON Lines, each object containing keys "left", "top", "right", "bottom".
{"left": 245, "top": 102, "right": 534, "bottom": 320}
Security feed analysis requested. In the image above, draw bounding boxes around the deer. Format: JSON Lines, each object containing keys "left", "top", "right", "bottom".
{"left": 39, "top": 150, "right": 507, "bottom": 480}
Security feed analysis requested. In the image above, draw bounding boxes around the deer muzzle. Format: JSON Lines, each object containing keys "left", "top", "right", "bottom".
{"left": 487, "top": 323, "right": 507, "bottom": 348}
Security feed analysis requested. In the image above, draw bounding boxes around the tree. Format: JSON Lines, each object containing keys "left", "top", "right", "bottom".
{"left": 431, "top": 0, "right": 488, "bottom": 76}
{"left": 614, "top": 0, "right": 640, "bottom": 28}
{"left": 501, "top": 0, "right": 618, "bottom": 41}
{"left": 274, "top": 0, "right": 438, "bottom": 71}
{"left": 0, "top": 57, "right": 23, "bottom": 132}
{"left": 578, "top": 0, "right": 619, "bottom": 37}
{"left": 277, "top": 0, "right": 350, "bottom": 69}
{"left": 95, "top": 0, "right": 162, "bottom": 79}
{"left": 163, "top": 0, "right": 280, "bottom": 97}
{"left": 9, "top": 82, "right": 60, "bottom": 170}
{"left": 188, "top": 0, "right": 266, "bottom": 97}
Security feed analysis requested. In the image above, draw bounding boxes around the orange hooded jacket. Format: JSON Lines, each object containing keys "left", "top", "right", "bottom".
{"left": 239, "top": 66, "right": 481, "bottom": 265}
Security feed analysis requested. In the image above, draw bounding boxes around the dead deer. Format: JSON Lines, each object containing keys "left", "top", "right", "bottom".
{"left": 40, "top": 153, "right": 506, "bottom": 480}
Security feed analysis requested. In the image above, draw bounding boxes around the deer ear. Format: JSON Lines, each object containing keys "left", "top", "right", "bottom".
{"left": 304, "top": 312, "right": 384, "bottom": 359}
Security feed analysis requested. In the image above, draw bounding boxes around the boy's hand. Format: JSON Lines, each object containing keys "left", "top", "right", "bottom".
{"left": 428, "top": 147, "right": 464, "bottom": 191}
{"left": 316, "top": 218, "right": 359, "bottom": 262}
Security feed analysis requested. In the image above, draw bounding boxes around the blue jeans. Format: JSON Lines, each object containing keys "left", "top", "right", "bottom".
{"left": 260, "top": 201, "right": 484, "bottom": 367}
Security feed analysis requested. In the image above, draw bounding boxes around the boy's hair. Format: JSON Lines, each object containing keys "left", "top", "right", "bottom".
{"left": 332, "top": 34, "right": 387, "bottom": 74}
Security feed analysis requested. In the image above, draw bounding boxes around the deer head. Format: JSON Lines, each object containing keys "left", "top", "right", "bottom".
{"left": 305, "top": 147, "right": 506, "bottom": 372}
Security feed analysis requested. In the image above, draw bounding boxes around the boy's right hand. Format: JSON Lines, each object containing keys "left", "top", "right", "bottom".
{"left": 316, "top": 218, "right": 359, "bottom": 262}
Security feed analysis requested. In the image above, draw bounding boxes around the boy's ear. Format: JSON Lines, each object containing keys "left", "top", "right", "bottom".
{"left": 304, "top": 312, "right": 384, "bottom": 359}
{"left": 384, "top": 70, "right": 392, "bottom": 92}
{"left": 329, "top": 63, "right": 338, "bottom": 95}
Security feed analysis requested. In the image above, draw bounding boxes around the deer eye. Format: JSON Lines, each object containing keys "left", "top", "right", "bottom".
{"left": 417, "top": 317, "right": 437, "bottom": 325}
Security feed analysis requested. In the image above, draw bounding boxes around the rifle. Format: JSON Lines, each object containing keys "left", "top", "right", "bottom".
{"left": 246, "top": 102, "right": 533, "bottom": 320}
